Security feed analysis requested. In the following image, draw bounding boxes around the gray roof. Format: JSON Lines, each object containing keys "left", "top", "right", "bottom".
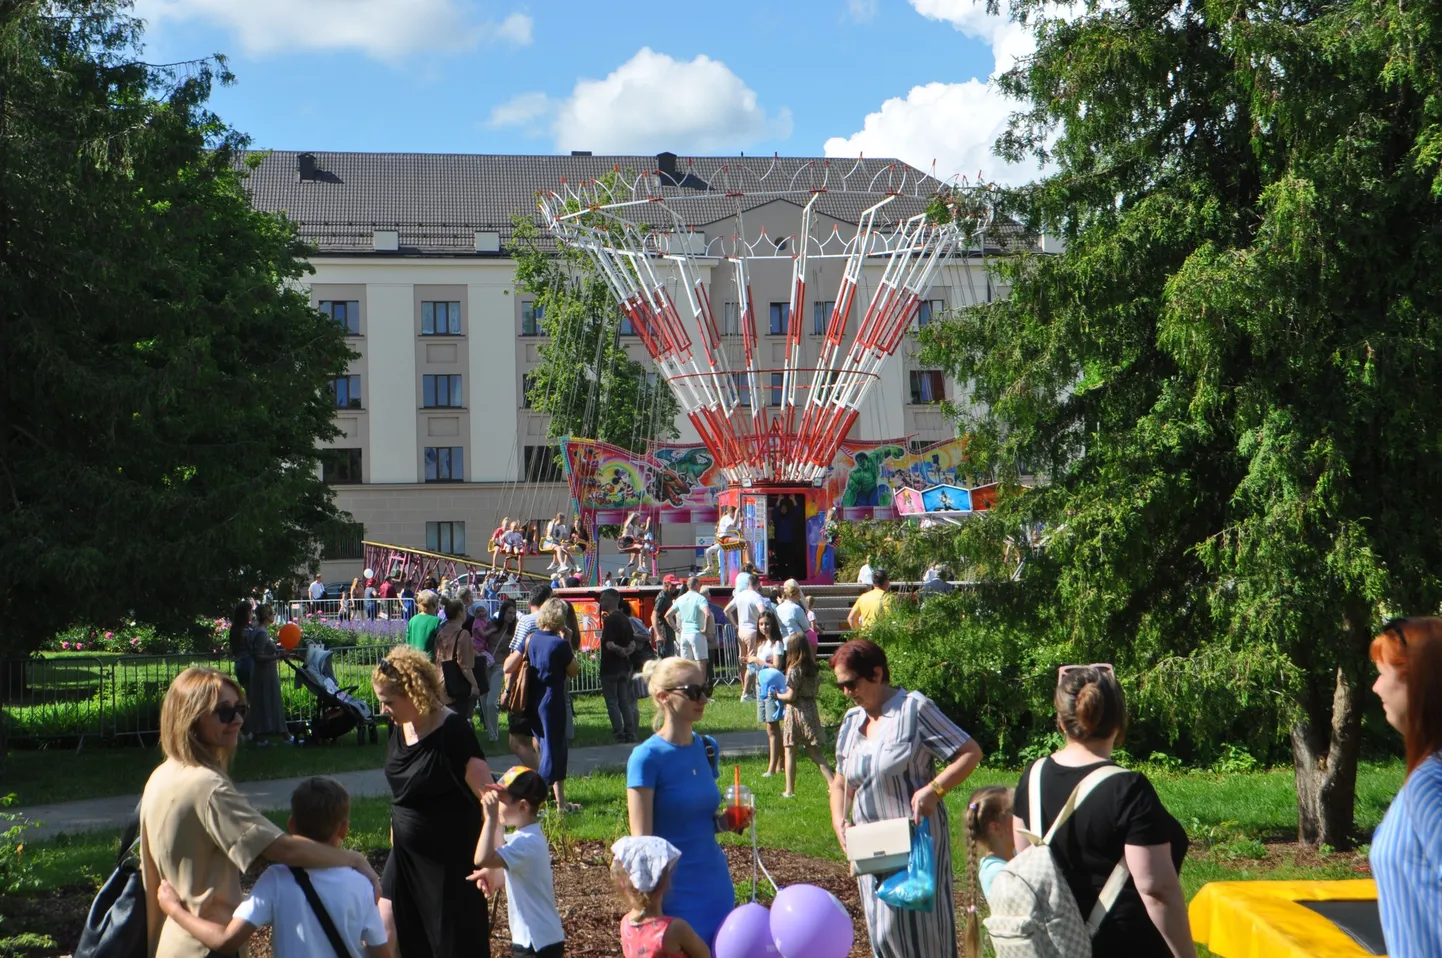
{"left": 239, "top": 150, "right": 1030, "bottom": 257}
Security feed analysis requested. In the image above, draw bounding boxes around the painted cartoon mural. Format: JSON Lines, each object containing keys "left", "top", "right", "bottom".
{"left": 560, "top": 435, "right": 984, "bottom": 517}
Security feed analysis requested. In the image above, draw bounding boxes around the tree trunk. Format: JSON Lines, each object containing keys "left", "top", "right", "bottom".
{"left": 1291, "top": 664, "right": 1363, "bottom": 847}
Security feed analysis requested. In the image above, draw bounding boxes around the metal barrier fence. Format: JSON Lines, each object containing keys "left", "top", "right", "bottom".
{"left": 2, "top": 627, "right": 743, "bottom": 746}
{"left": 272, "top": 597, "right": 505, "bottom": 625}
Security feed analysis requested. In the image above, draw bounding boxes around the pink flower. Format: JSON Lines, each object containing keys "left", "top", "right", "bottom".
{"left": 104, "top": 632, "right": 114, "bottom": 640}
{"left": 75, "top": 642, "right": 85, "bottom": 650}
{"left": 131, "top": 637, "right": 140, "bottom": 645}
{"left": 60, "top": 641, "right": 71, "bottom": 650}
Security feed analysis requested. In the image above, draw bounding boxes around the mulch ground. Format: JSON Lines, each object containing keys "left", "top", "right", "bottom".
{"left": 0, "top": 840, "right": 1373, "bottom": 956}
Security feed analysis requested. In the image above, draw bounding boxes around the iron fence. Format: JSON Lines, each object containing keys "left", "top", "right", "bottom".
{"left": 2, "top": 628, "right": 743, "bottom": 747}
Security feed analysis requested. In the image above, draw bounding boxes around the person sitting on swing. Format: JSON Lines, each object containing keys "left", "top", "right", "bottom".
{"left": 544, "top": 513, "right": 572, "bottom": 572}
{"left": 617, "top": 512, "right": 644, "bottom": 571}
{"left": 489, "top": 516, "right": 511, "bottom": 568}
{"left": 701, "top": 506, "right": 744, "bottom": 574}
{"left": 568, "top": 516, "right": 590, "bottom": 560}
{"left": 501, "top": 521, "right": 526, "bottom": 573}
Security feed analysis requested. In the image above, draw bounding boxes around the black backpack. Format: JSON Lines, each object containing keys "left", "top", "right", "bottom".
{"left": 74, "top": 813, "right": 145, "bottom": 958}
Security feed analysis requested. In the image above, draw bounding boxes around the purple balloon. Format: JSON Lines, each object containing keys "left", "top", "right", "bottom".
{"left": 715, "top": 902, "right": 780, "bottom": 958}
{"left": 770, "top": 884, "right": 855, "bottom": 958}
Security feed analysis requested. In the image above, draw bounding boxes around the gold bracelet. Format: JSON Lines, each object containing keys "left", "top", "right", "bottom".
{"left": 930, "top": 779, "right": 948, "bottom": 798}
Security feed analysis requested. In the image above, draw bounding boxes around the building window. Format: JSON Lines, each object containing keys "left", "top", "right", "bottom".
{"left": 916, "top": 299, "right": 945, "bottom": 329}
{"left": 522, "top": 301, "right": 545, "bottom": 336}
{"left": 422, "top": 300, "right": 461, "bottom": 335}
{"left": 521, "top": 373, "right": 537, "bottom": 409}
{"left": 722, "top": 302, "right": 740, "bottom": 336}
{"left": 426, "top": 521, "right": 466, "bottom": 555}
{"left": 909, "top": 370, "right": 946, "bottom": 404}
{"left": 732, "top": 373, "right": 751, "bottom": 407}
{"left": 424, "top": 446, "right": 464, "bottom": 482}
{"left": 320, "top": 300, "right": 360, "bottom": 335}
{"left": 523, "top": 444, "right": 564, "bottom": 483}
{"left": 769, "top": 372, "right": 783, "bottom": 406}
{"left": 813, "top": 300, "right": 835, "bottom": 336}
{"left": 320, "top": 448, "right": 362, "bottom": 484}
{"left": 620, "top": 314, "right": 636, "bottom": 335}
{"left": 769, "top": 302, "right": 790, "bottom": 336}
{"left": 422, "top": 374, "right": 462, "bottom": 408}
{"left": 321, "top": 520, "right": 365, "bottom": 560}
{"left": 330, "top": 375, "right": 361, "bottom": 409}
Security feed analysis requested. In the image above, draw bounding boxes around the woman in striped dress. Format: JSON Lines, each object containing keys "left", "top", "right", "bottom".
{"left": 1369, "top": 616, "right": 1442, "bottom": 957}
{"left": 829, "top": 639, "right": 984, "bottom": 958}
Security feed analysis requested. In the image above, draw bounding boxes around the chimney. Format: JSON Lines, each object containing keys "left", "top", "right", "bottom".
{"left": 297, "top": 152, "right": 319, "bottom": 181}
{"left": 656, "top": 151, "right": 678, "bottom": 182}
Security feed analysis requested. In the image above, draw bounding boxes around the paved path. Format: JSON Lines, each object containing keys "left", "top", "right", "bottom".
{"left": 15, "top": 730, "right": 770, "bottom": 841}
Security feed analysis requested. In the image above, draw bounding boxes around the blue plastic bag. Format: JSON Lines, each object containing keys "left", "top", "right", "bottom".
{"left": 876, "top": 817, "right": 936, "bottom": 911}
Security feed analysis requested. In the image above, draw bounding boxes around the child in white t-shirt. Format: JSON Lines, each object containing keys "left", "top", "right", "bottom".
{"left": 156, "top": 776, "right": 389, "bottom": 958}
{"left": 469, "top": 766, "right": 565, "bottom": 958}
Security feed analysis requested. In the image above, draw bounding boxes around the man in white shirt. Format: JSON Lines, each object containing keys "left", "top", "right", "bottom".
{"left": 725, "top": 580, "right": 768, "bottom": 702}
{"left": 308, "top": 573, "right": 326, "bottom": 610}
{"left": 856, "top": 555, "right": 875, "bottom": 586}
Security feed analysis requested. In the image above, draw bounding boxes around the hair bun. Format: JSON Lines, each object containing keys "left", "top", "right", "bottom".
{"left": 1073, "top": 681, "right": 1104, "bottom": 736}
{"left": 640, "top": 658, "right": 662, "bottom": 681}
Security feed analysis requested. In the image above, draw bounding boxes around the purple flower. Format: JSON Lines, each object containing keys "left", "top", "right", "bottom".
{"left": 104, "top": 631, "right": 114, "bottom": 640}
{"left": 75, "top": 642, "right": 85, "bottom": 650}
{"left": 60, "top": 641, "right": 71, "bottom": 650}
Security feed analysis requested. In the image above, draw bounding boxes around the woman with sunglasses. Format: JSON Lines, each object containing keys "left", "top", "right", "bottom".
{"left": 626, "top": 656, "right": 736, "bottom": 949}
{"left": 1369, "top": 617, "right": 1442, "bottom": 957}
{"left": 1011, "top": 664, "right": 1192, "bottom": 957}
{"left": 372, "top": 645, "right": 494, "bottom": 957}
{"left": 139, "top": 668, "right": 379, "bottom": 958}
{"left": 829, "top": 638, "right": 982, "bottom": 958}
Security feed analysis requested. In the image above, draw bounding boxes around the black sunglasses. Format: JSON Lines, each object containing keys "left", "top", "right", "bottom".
{"left": 215, "top": 702, "right": 250, "bottom": 724}
{"left": 665, "top": 684, "right": 713, "bottom": 702}
{"left": 836, "top": 677, "right": 863, "bottom": 692}
{"left": 378, "top": 659, "right": 399, "bottom": 676}
{"left": 1384, "top": 617, "right": 1410, "bottom": 647}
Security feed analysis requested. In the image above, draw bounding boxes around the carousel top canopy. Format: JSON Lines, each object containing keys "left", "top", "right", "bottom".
{"left": 540, "top": 156, "right": 999, "bottom": 487}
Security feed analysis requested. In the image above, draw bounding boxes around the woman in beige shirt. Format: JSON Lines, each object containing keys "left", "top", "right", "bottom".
{"left": 140, "top": 667, "right": 379, "bottom": 958}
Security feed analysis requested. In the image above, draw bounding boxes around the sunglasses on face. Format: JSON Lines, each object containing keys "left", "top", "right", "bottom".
{"left": 665, "top": 684, "right": 713, "bottom": 702}
{"left": 836, "top": 676, "right": 864, "bottom": 692}
{"left": 214, "top": 702, "right": 249, "bottom": 725}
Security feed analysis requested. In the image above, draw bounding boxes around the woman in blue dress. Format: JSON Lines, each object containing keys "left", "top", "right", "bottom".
{"left": 522, "top": 598, "right": 579, "bottom": 811}
{"left": 627, "top": 656, "right": 737, "bottom": 947}
{"left": 1369, "top": 616, "right": 1442, "bottom": 957}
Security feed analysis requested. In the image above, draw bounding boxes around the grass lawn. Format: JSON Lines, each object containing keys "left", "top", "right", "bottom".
{"left": 2, "top": 695, "right": 765, "bottom": 807}
{"left": 15, "top": 756, "right": 1404, "bottom": 903}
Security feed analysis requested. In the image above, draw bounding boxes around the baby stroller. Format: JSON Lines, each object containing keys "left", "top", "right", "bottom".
{"left": 284, "top": 643, "right": 378, "bottom": 746}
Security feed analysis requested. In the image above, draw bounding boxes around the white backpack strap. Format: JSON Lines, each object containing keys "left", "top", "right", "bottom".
{"left": 1087, "top": 858, "right": 1132, "bottom": 934}
{"left": 1041, "top": 764, "right": 1130, "bottom": 845}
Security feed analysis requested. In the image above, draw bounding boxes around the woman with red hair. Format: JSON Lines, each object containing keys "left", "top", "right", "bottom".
{"left": 1369, "top": 616, "right": 1442, "bottom": 957}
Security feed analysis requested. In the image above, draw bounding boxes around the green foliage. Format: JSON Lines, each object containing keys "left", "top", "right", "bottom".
{"left": 511, "top": 218, "right": 680, "bottom": 454}
{"left": 0, "top": 3, "right": 353, "bottom": 657}
{"left": 916, "top": 0, "right": 1441, "bottom": 841}
{"left": 0, "top": 795, "right": 39, "bottom": 895}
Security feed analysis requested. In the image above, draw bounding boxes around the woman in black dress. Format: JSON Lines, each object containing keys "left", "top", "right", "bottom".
{"left": 372, "top": 645, "right": 494, "bottom": 957}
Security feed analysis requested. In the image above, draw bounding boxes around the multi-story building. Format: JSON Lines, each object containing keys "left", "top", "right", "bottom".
{"left": 241, "top": 151, "right": 1028, "bottom": 581}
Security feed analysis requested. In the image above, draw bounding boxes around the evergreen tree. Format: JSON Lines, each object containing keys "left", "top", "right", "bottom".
{"left": 924, "top": 0, "right": 1442, "bottom": 844}
{"left": 0, "top": 1, "right": 351, "bottom": 654}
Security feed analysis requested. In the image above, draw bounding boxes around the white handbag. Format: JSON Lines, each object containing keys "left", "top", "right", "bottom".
{"left": 845, "top": 817, "right": 912, "bottom": 876}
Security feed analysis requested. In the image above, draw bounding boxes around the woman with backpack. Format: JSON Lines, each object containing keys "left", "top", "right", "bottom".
{"left": 829, "top": 639, "right": 983, "bottom": 958}
{"left": 1004, "top": 665, "right": 1193, "bottom": 957}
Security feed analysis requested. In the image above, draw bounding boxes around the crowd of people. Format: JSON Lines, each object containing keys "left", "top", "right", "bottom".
{"left": 150, "top": 584, "right": 1442, "bottom": 958}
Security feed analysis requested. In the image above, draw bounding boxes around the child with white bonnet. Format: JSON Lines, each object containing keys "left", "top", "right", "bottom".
{"left": 611, "top": 836, "right": 711, "bottom": 958}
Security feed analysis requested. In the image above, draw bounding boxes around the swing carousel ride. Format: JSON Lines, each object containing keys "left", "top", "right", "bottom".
{"left": 537, "top": 155, "right": 1003, "bottom": 586}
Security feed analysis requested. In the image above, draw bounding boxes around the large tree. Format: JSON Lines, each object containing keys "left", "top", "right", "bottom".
{"left": 512, "top": 218, "right": 680, "bottom": 467}
{"left": 0, "top": 1, "right": 351, "bottom": 654}
{"left": 923, "top": 0, "right": 1442, "bottom": 844}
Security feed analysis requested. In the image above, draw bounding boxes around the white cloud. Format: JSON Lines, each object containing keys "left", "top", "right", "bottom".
{"left": 491, "top": 47, "right": 791, "bottom": 154}
{"left": 847, "top": 0, "right": 879, "bottom": 21}
{"left": 824, "top": 0, "right": 1047, "bottom": 186}
{"left": 134, "top": 0, "right": 533, "bottom": 62}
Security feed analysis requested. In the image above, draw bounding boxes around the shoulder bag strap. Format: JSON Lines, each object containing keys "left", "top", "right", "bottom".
{"left": 288, "top": 865, "right": 353, "bottom": 958}
{"left": 1041, "top": 764, "right": 1130, "bottom": 845}
{"left": 116, "top": 806, "right": 141, "bottom": 870}
{"left": 1025, "top": 759, "right": 1045, "bottom": 842}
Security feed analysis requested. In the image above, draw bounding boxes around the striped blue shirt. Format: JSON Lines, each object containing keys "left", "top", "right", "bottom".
{"left": 1372, "top": 752, "right": 1442, "bottom": 957}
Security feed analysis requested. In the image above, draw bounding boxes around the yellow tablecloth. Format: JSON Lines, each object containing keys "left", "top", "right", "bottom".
{"left": 1190, "top": 880, "right": 1381, "bottom": 958}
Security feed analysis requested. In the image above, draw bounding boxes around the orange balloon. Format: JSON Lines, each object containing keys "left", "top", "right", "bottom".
{"left": 278, "top": 622, "right": 302, "bottom": 650}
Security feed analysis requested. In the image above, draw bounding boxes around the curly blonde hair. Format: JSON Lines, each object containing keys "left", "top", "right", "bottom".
{"left": 372, "top": 645, "right": 445, "bottom": 715}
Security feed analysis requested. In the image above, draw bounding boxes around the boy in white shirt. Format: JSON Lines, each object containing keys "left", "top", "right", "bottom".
{"left": 469, "top": 766, "right": 565, "bottom": 958}
{"left": 156, "top": 777, "right": 389, "bottom": 958}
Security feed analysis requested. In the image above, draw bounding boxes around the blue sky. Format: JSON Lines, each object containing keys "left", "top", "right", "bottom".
{"left": 132, "top": 0, "right": 1043, "bottom": 184}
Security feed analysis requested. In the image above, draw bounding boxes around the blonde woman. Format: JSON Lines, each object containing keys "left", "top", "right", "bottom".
{"left": 626, "top": 657, "right": 736, "bottom": 948}
{"left": 777, "top": 578, "right": 817, "bottom": 649}
{"left": 139, "top": 668, "right": 378, "bottom": 958}
{"left": 506, "top": 597, "right": 580, "bottom": 810}
{"left": 372, "top": 645, "right": 493, "bottom": 957}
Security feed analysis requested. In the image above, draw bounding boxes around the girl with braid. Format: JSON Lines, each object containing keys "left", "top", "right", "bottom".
{"left": 961, "top": 786, "right": 1014, "bottom": 958}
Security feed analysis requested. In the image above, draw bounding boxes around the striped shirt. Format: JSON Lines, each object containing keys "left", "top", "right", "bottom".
{"left": 1371, "top": 752, "right": 1442, "bottom": 957}
{"left": 510, "top": 612, "right": 538, "bottom": 653}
